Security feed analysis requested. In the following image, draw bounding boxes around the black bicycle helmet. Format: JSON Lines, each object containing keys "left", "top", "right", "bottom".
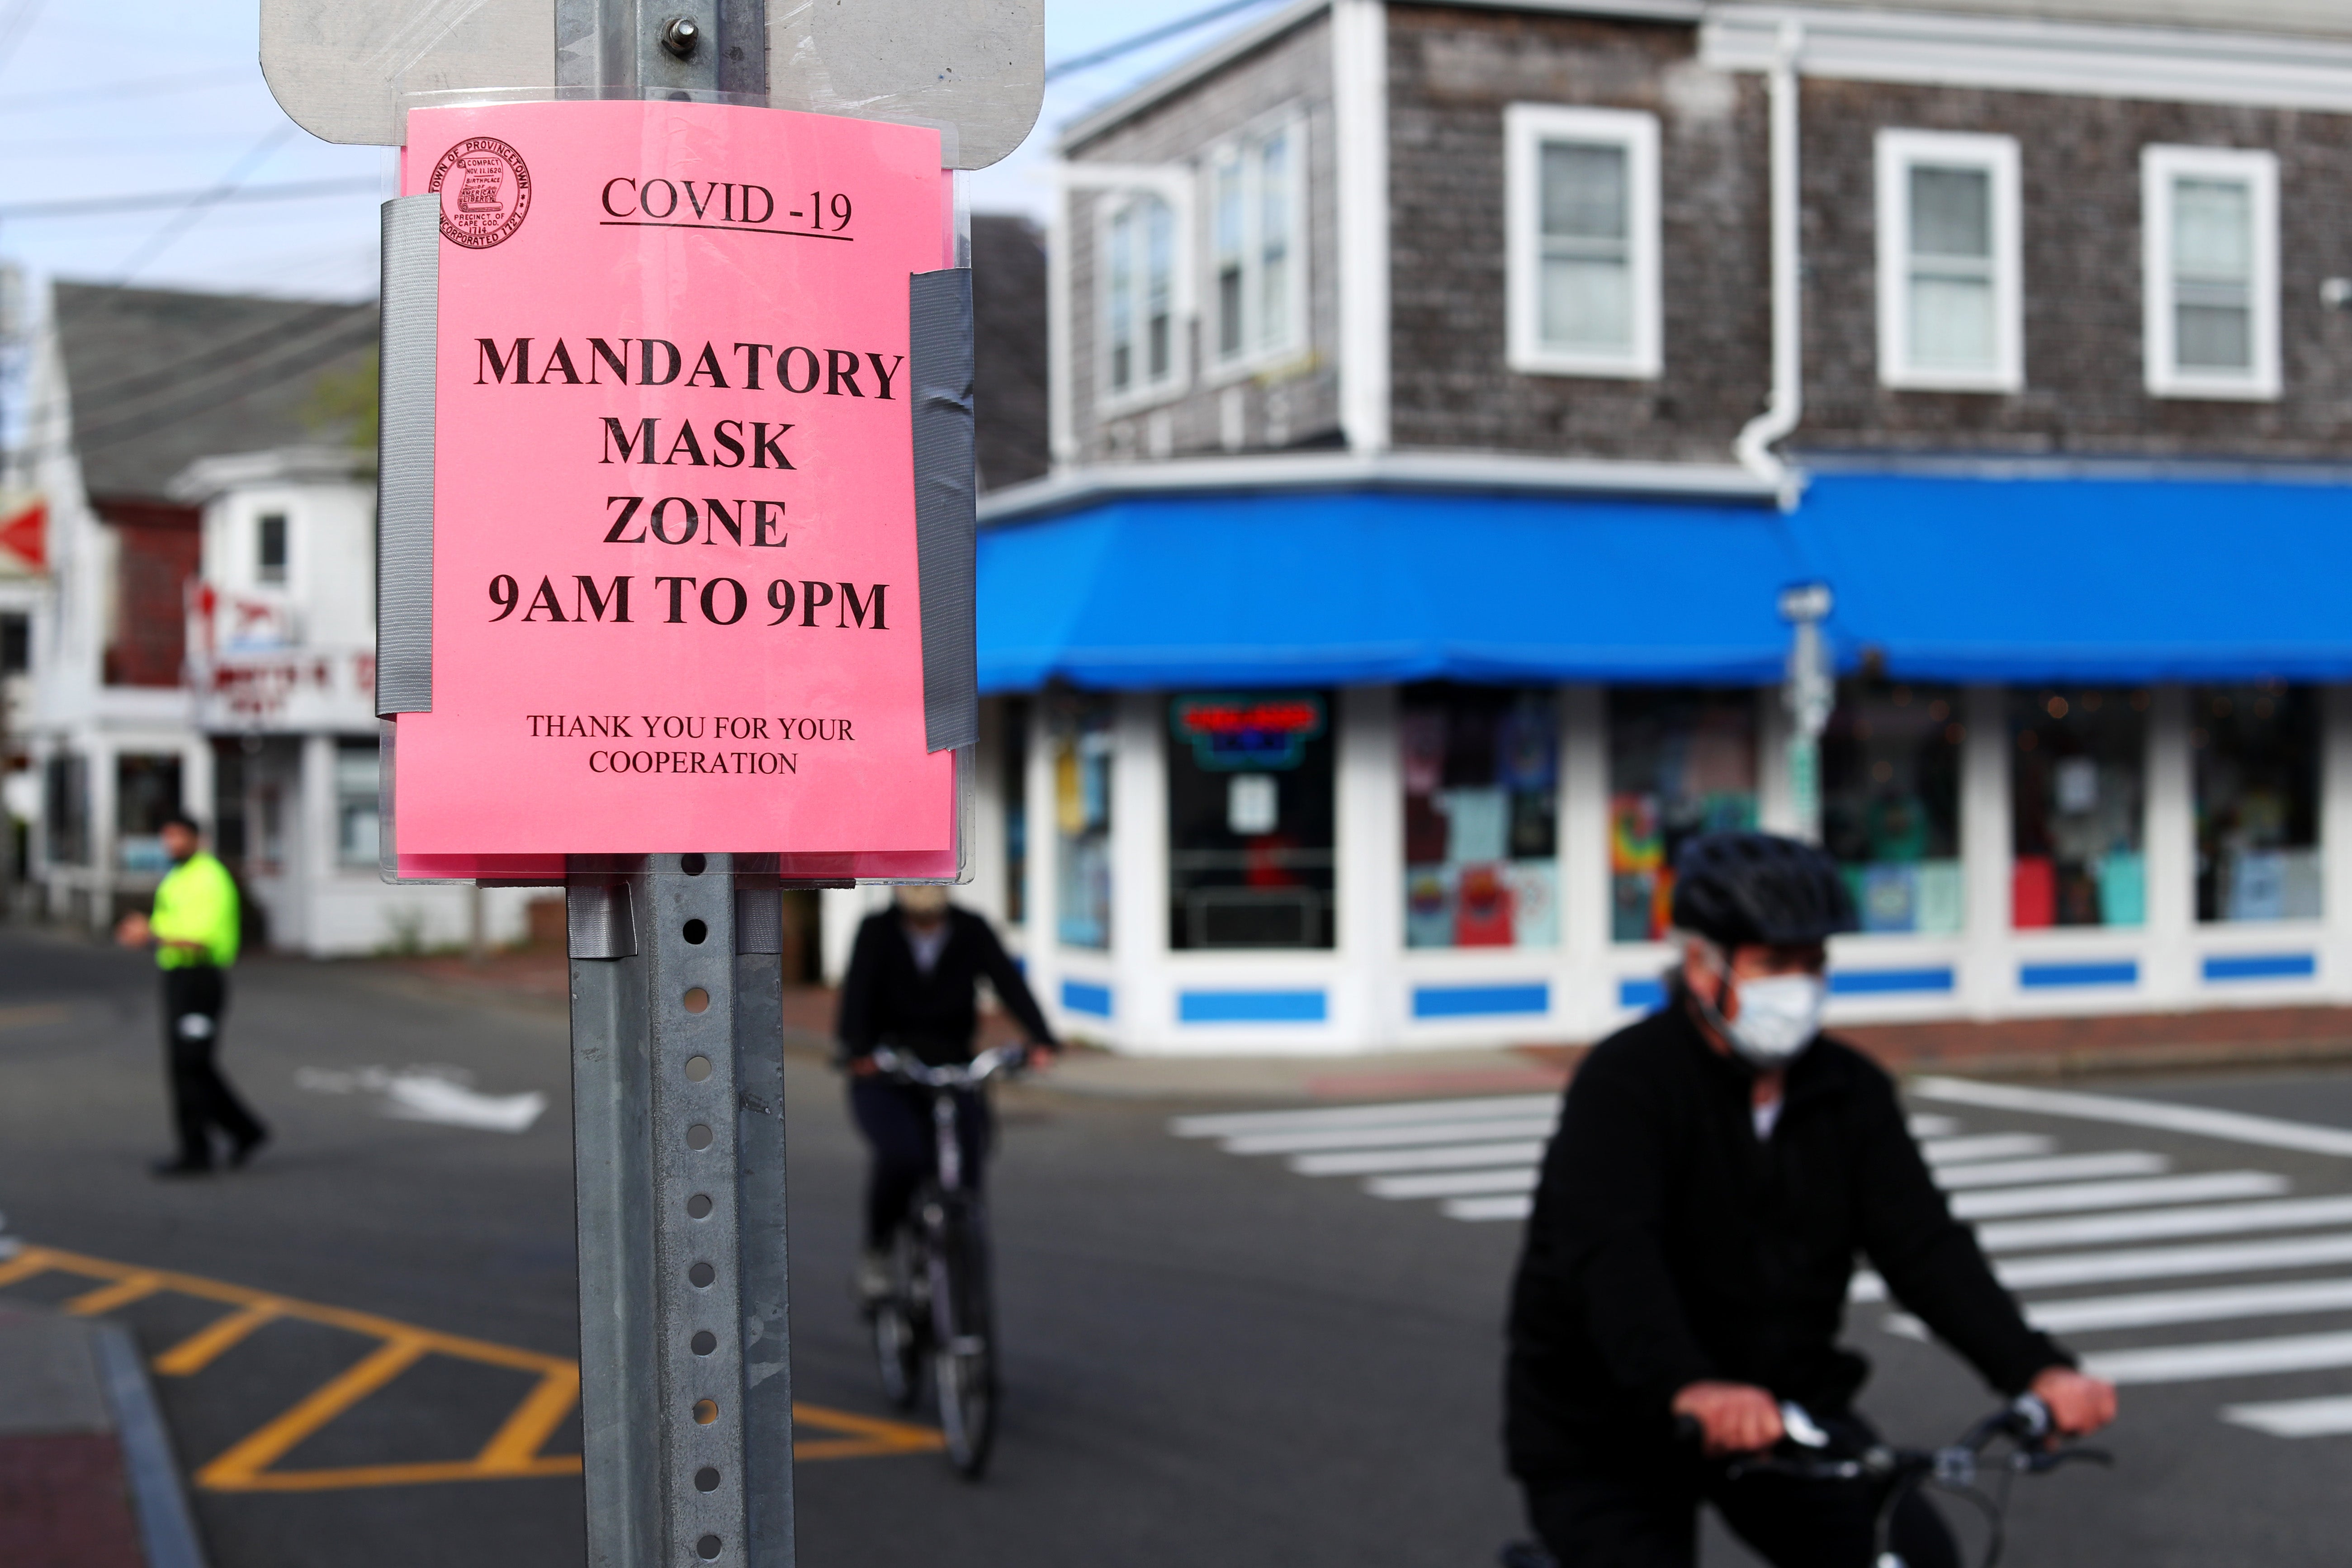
{"left": 1669, "top": 831, "right": 1858, "bottom": 948}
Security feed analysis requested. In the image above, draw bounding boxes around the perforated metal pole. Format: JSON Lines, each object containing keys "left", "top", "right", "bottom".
{"left": 559, "top": 7, "right": 790, "bottom": 1567}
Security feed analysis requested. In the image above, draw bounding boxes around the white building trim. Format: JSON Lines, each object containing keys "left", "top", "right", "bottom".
{"left": 979, "top": 448, "right": 1777, "bottom": 525}
{"left": 1703, "top": 5, "right": 2352, "bottom": 114}
{"left": 1332, "top": 0, "right": 1391, "bottom": 454}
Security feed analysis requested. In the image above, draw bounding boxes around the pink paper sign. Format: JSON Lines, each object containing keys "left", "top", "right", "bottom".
{"left": 393, "top": 100, "right": 957, "bottom": 881}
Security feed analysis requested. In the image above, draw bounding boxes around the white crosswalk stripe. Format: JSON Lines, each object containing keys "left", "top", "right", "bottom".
{"left": 1930, "top": 1150, "right": 2168, "bottom": 1189}
{"left": 1171, "top": 1083, "right": 2352, "bottom": 1435}
{"left": 1289, "top": 1140, "right": 1546, "bottom": 1176}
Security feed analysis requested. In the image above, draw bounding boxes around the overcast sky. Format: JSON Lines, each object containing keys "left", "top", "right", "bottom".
{"left": 0, "top": 0, "right": 1287, "bottom": 305}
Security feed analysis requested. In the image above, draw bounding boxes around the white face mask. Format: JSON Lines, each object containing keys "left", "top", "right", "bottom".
{"left": 1722, "top": 972, "right": 1826, "bottom": 1067}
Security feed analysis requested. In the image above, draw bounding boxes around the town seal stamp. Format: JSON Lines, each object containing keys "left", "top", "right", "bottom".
{"left": 429, "top": 136, "right": 532, "bottom": 249}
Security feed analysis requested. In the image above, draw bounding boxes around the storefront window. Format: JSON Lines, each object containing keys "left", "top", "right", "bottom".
{"left": 116, "top": 753, "right": 183, "bottom": 873}
{"left": 2011, "top": 687, "right": 2147, "bottom": 928}
{"left": 1050, "top": 696, "right": 1115, "bottom": 949}
{"left": 1168, "top": 692, "right": 1336, "bottom": 949}
{"left": 2196, "top": 685, "right": 2321, "bottom": 922}
{"left": 1403, "top": 685, "right": 1558, "bottom": 948}
{"left": 1001, "top": 697, "right": 1031, "bottom": 926}
{"left": 336, "top": 740, "right": 380, "bottom": 867}
{"left": 1824, "top": 681, "right": 1964, "bottom": 934}
{"left": 1609, "top": 690, "right": 1757, "bottom": 942}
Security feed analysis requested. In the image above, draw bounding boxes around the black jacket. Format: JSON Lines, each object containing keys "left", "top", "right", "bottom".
{"left": 1504, "top": 1002, "right": 2070, "bottom": 1479}
{"left": 834, "top": 906, "right": 1055, "bottom": 1066}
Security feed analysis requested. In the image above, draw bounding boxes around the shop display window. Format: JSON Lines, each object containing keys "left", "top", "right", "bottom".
{"left": 1168, "top": 692, "right": 1336, "bottom": 949}
{"left": 1050, "top": 696, "right": 1115, "bottom": 950}
{"left": 2196, "top": 685, "right": 2321, "bottom": 922}
{"left": 1402, "top": 685, "right": 1559, "bottom": 949}
{"left": 1823, "top": 681, "right": 1965, "bottom": 935}
{"left": 1609, "top": 690, "right": 1757, "bottom": 942}
{"left": 2011, "top": 688, "right": 2147, "bottom": 928}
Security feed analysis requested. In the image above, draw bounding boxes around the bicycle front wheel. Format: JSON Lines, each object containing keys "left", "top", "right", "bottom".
{"left": 870, "top": 1232, "right": 923, "bottom": 1411}
{"left": 928, "top": 1198, "right": 997, "bottom": 1478}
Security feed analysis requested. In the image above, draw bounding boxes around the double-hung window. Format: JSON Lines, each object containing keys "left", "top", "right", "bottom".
{"left": 2143, "top": 145, "right": 2279, "bottom": 400}
{"left": 1103, "top": 194, "right": 1178, "bottom": 403}
{"left": 1505, "top": 104, "right": 1661, "bottom": 379}
{"left": 1875, "top": 130, "right": 2022, "bottom": 392}
{"left": 1209, "top": 115, "right": 1305, "bottom": 370}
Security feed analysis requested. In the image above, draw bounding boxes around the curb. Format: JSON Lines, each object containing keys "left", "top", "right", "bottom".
{"left": 89, "top": 1324, "right": 208, "bottom": 1568}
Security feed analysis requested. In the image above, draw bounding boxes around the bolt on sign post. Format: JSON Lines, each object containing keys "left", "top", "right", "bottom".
{"left": 262, "top": 4, "right": 1041, "bottom": 1566}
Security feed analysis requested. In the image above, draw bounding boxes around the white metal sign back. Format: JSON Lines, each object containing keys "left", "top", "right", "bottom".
{"left": 259, "top": 0, "right": 1042, "bottom": 166}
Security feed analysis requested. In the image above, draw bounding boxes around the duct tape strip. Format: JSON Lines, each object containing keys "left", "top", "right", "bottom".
{"left": 376, "top": 192, "right": 439, "bottom": 716}
{"left": 909, "top": 267, "right": 978, "bottom": 755}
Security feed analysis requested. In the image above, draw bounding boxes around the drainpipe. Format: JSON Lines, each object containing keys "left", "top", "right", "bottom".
{"left": 1734, "top": 21, "right": 1804, "bottom": 511}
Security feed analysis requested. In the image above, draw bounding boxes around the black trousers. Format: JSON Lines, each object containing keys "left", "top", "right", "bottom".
{"left": 162, "top": 967, "right": 265, "bottom": 1165}
{"left": 847, "top": 1079, "right": 989, "bottom": 1249}
{"left": 1525, "top": 1413, "right": 1961, "bottom": 1568}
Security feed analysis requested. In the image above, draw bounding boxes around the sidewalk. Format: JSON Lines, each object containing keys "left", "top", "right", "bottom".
{"left": 0, "top": 1300, "right": 205, "bottom": 1568}
{"left": 383, "top": 949, "right": 2352, "bottom": 1100}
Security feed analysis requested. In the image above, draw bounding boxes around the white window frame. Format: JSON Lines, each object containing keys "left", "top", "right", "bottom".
{"left": 1205, "top": 109, "right": 1310, "bottom": 381}
{"left": 1874, "top": 128, "right": 2023, "bottom": 394}
{"left": 1097, "top": 189, "right": 1188, "bottom": 414}
{"left": 2142, "top": 144, "right": 2281, "bottom": 402}
{"left": 1504, "top": 103, "right": 1661, "bottom": 381}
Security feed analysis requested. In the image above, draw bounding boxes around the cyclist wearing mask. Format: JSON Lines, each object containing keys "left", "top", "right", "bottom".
{"left": 1504, "top": 831, "right": 2115, "bottom": 1567}
{"left": 835, "top": 886, "right": 1058, "bottom": 1302}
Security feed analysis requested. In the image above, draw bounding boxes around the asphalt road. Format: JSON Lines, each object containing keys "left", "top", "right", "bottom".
{"left": 1, "top": 926, "right": 2348, "bottom": 1567}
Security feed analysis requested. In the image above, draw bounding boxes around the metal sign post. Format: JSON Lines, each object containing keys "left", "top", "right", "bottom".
{"left": 554, "top": 9, "right": 797, "bottom": 1568}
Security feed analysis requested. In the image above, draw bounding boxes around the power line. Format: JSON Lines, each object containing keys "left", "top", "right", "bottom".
{"left": 0, "top": 65, "right": 251, "bottom": 114}
{"left": 119, "top": 125, "right": 298, "bottom": 281}
{"left": 1043, "top": 0, "right": 1286, "bottom": 82}
{"left": 0, "top": 0, "right": 46, "bottom": 83}
{"left": 0, "top": 176, "right": 378, "bottom": 221}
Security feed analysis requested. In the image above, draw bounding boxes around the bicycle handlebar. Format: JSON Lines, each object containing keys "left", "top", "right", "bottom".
{"left": 1718, "top": 1393, "right": 2109, "bottom": 1486}
{"left": 866, "top": 1043, "right": 1031, "bottom": 1090}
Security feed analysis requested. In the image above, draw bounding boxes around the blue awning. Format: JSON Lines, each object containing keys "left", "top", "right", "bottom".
{"left": 1796, "top": 474, "right": 2352, "bottom": 684}
{"left": 976, "top": 488, "right": 1802, "bottom": 692}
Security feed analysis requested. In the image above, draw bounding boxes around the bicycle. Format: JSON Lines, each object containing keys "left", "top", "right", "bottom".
{"left": 862, "top": 1042, "right": 1028, "bottom": 1478}
{"left": 1498, "top": 1393, "right": 2110, "bottom": 1568}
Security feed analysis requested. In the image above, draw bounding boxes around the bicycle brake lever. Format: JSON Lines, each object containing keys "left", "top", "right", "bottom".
{"left": 2013, "top": 1445, "right": 2113, "bottom": 1474}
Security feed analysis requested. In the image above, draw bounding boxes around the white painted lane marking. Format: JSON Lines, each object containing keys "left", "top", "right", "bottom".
{"left": 1915, "top": 1077, "right": 2352, "bottom": 1161}
{"left": 1170, "top": 1094, "right": 1558, "bottom": 1139}
{"left": 2083, "top": 1330, "right": 2352, "bottom": 1385}
{"left": 2220, "top": 1395, "right": 2352, "bottom": 1437}
{"left": 1290, "top": 1141, "right": 1546, "bottom": 1177}
{"left": 1850, "top": 1230, "right": 2352, "bottom": 1302}
{"left": 295, "top": 1066, "right": 550, "bottom": 1134}
{"left": 1922, "top": 1133, "right": 2055, "bottom": 1165}
{"left": 1221, "top": 1117, "right": 1556, "bottom": 1156}
{"left": 1950, "top": 1171, "right": 2288, "bottom": 1221}
{"left": 1934, "top": 1151, "right": 2169, "bottom": 1190}
{"left": 1976, "top": 1194, "right": 2352, "bottom": 1253}
{"left": 2024, "top": 1276, "right": 2352, "bottom": 1335}
{"left": 1908, "top": 1115, "right": 1961, "bottom": 1138}
{"left": 1366, "top": 1167, "right": 1540, "bottom": 1200}
{"left": 1443, "top": 1196, "right": 1534, "bottom": 1222}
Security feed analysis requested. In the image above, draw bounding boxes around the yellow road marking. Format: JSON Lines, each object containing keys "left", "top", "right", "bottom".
{"left": 153, "top": 1300, "right": 284, "bottom": 1376}
{"left": 0, "top": 1251, "right": 53, "bottom": 1289}
{"left": 476, "top": 1363, "right": 582, "bottom": 1472}
{"left": 64, "top": 1271, "right": 166, "bottom": 1316}
{"left": 0, "top": 1003, "right": 71, "bottom": 1031}
{"left": 0, "top": 1244, "right": 946, "bottom": 1491}
{"left": 197, "top": 1335, "right": 435, "bottom": 1488}
{"left": 793, "top": 1403, "right": 946, "bottom": 1459}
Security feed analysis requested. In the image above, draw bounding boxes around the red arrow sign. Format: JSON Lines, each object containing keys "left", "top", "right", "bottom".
{"left": 0, "top": 497, "right": 44, "bottom": 570}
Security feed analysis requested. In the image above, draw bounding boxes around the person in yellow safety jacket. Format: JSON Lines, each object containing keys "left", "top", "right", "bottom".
{"left": 115, "top": 813, "right": 268, "bottom": 1177}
